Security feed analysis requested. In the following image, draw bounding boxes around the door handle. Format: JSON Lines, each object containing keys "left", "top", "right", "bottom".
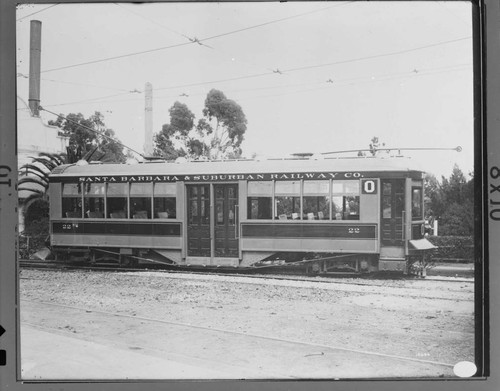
{"left": 235, "top": 204, "right": 239, "bottom": 239}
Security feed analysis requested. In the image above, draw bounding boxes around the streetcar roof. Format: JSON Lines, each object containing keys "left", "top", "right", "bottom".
{"left": 49, "top": 156, "right": 425, "bottom": 179}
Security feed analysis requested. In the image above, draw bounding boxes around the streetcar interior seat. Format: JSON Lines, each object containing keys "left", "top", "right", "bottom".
{"left": 110, "top": 211, "right": 126, "bottom": 219}
{"left": 318, "top": 211, "right": 324, "bottom": 220}
{"left": 66, "top": 211, "right": 81, "bottom": 218}
{"left": 307, "top": 213, "right": 315, "bottom": 220}
{"left": 133, "top": 211, "right": 148, "bottom": 219}
{"left": 278, "top": 214, "right": 287, "bottom": 220}
{"left": 87, "top": 211, "right": 103, "bottom": 218}
{"left": 157, "top": 212, "right": 169, "bottom": 219}
{"left": 292, "top": 213, "right": 299, "bottom": 220}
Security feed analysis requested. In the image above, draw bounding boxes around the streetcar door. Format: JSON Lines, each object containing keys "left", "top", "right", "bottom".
{"left": 381, "top": 179, "right": 405, "bottom": 246}
{"left": 187, "top": 185, "right": 211, "bottom": 257}
{"left": 214, "top": 184, "right": 239, "bottom": 257}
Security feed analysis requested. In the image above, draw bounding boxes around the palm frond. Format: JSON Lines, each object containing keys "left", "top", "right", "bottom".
{"left": 38, "top": 152, "right": 67, "bottom": 166}
{"left": 18, "top": 187, "right": 46, "bottom": 197}
{"left": 29, "top": 157, "right": 58, "bottom": 171}
{"left": 18, "top": 164, "right": 49, "bottom": 180}
{"left": 19, "top": 192, "right": 43, "bottom": 207}
{"left": 18, "top": 176, "right": 49, "bottom": 189}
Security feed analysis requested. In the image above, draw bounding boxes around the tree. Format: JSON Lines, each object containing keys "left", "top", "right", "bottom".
{"left": 200, "top": 89, "right": 247, "bottom": 159}
{"left": 424, "top": 173, "right": 442, "bottom": 218}
{"left": 424, "top": 164, "right": 474, "bottom": 236}
{"left": 49, "top": 111, "right": 126, "bottom": 163}
{"left": 153, "top": 102, "right": 194, "bottom": 160}
{"left": 154, "top": 90, "right": 248, "bottom": 160}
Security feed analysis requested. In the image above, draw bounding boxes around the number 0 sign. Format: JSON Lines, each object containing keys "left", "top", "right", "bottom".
{"left": 361, "top": 179, "right": 377, "bottom": 194}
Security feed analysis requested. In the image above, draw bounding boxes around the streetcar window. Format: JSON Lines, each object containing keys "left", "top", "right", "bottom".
{"left": 248, "top": 197, "right": 272, "bottom": 219}
{"left": 412, "top": 187, "right": 423, "bottom": 220}
{"left": 332, "top": 180, "right": 360, "bottom": 194}
{"left": 303, "top": 180, "right": 330, "bottom": 220}
{"left": 107, "top": 183, "right": 128, "bottom": 219}
{"left": 154, "top": 183, "right": 176, "bottom": 219}
{"left": 62, "top": 183, "right": 82, "bottom": 218}
{"left": 344, "top": 196, "right": 360, "bottom": 220}
{"left": 130, "top": 183, "right": 152, "bottom": 219}
{"left": 382, "top": 182, "right": 392, "bottom": 218}
{"left": 331, "top": 195, "right": 360, "bottom": 220}
{"left": 332, "top": 180, "right": 360, "bottom": 220}
{"left": 84, "top": 183, "right": 105, "bottom": 218}
{"left": 247, "top": 181, "right": 272, "bottom": 219}
{"left": 275, "top": 181, "right": 300, "bottom": 220}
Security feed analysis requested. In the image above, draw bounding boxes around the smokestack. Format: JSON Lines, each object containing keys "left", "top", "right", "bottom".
{"left": 143, "top": 82, "right": 154, "bottom": 156}
{"left": 28, "top": 20, "right": 42, "bottom": 117}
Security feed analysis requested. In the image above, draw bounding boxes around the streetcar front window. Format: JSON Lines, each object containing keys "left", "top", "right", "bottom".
{"left": 62, "top": 183, "right": 82, "bottom": 218}
{"left": 412, "top": 187, "right": 423, "bottom": 220}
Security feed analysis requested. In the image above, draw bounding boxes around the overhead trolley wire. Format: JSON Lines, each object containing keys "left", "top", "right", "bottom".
{"left": 16, "top": 4, "right": 59, "bottom": 21}
{"left": 198, "top": 2, "right": 354, "bottom": 43}
{"left": 40, "top": 2, "right": 353, "bottom": 74}
{"left": 281, "top": 36, "right": 472, "bottom": 73}
{"left": 41, "top": 41, "right": 194, "bottom": 74}
{"left": 40, "top": 62, "right": 472, "bottom": 108}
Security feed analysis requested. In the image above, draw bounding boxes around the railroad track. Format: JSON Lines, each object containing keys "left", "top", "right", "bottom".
{"left": 19, "top": 259, "right": 474, "bottom": 285}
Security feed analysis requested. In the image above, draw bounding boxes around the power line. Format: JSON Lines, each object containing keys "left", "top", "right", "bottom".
{"left": 39, "top": 77, "right": 134, "bottom": 93}
{"left": 235, "top": 63, "right": 472, "bottom": 102}
{"left": 41, "top": 41, "right": 193, "bottom": 73}
{"left": 281, "top": 36, "right": 472, "bottom": 73}
{"left": 42, "top": 91, "right": 140, "bottom": 108}
{"left": 16, "top": 4, "right": 59, "bottom": 21}
{"left": 150, "top": 38, "right": 472, "bottom": 92}
{"left": 40, "top": 2, "right": 353, "bottom": 74}
{"left": 199, "top": 2, "right": 354, "bottom": 43}
{"left": 40, "top": 62, "right": 472, "bottom": 109}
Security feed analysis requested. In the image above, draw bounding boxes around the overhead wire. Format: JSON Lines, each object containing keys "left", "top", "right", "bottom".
{"left": 281, "top": 36, "right": 472, "bottom": 73}
{"left": 40, "top": 62, "right": 472, "bottom": 109}
{"left": 16, "top": 4, "right": 59, "bottom": 21}
{"left": 40, "top": 2, "right": 354, "bottom": 74}
{"left": 42, "top": 91, "right": 140, "bottom": 108}
{"left": 38, "top": 77, "right": 135, "bottom": 93}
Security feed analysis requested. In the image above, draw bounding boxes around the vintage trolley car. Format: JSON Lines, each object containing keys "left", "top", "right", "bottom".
{"left": 47, "top": 156, "right": 432, "bottom": 273}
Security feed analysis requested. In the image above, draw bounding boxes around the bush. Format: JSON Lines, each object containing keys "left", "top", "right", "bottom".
{"left": 426, "top": 235, "right": 474, "bottom": 262}
{"left": 20, "top": 199, "right": 50, "bottom": 259}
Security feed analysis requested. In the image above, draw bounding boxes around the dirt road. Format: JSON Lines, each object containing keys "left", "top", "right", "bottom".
{"left": 19, "top": 269, "right": 475, "bottom": 380}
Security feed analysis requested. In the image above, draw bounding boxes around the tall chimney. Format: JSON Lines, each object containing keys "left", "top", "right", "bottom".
{"left": 143, "top": 82, "right": 154, "bottom": 156}
{"left": 28, "top": 20, "right": 42, "bottom": 117}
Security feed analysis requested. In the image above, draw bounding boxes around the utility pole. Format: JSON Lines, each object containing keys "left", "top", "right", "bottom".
{"left": 143, "top": 82, "right": 154, "bottom": 156}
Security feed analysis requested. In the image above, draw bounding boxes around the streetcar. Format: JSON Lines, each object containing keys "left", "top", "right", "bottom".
{"left": 47, "top": 155, "right": 433, "bottom": 273}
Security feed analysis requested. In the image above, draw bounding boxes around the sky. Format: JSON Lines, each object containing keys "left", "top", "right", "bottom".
{"left": 16, "top": 1, "right": 474, "bottom": 179}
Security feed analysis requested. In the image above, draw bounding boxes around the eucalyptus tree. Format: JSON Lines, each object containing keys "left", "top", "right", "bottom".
{"left": 199, "top": 89, "right": 247, "bottom": 159}
{"left": 154, "top": 90, "right": 248, "bottom": 160}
